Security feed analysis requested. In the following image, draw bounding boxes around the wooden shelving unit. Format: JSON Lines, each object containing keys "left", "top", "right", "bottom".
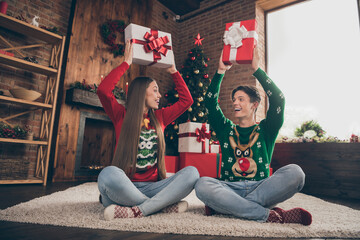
{"left": 0, "top": 13, "right": 65, "bottom": 185}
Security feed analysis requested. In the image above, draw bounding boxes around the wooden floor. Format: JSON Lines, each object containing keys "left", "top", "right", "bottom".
{"left": 1, "top": 182, "right": 360, "bottom": 240}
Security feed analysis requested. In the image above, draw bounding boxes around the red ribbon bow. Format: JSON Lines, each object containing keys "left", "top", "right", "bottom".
{"left": 132, "top": 29, "right": 172, "bottom": 65}
{"left": 195, "top": 124, "right": 210, "bottom": 153}
{"left": 195, "top": 124, "right": 211, "bottom": 143}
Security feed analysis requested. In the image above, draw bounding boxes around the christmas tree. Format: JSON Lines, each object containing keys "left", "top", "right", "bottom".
{"left": 164, "top": 34, "right": 217, "bottom": 155}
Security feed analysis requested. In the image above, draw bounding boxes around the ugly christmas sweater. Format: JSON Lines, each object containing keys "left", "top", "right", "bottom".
{"left": 97, "top": 62, "right": 193, "bottom": 182}
{"left": 205, "top": 68, "right": 285, "bottom": 181}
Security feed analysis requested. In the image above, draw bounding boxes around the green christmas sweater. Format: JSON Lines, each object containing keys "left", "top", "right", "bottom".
{"left": 205, "top": 68, "right": 285, "bottom": 181}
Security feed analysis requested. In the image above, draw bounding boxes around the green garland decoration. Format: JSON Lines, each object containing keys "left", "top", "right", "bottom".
{"left": 100, "top": 20, "right": 126, "bottom": 58}
{"left": 295, "top": 120, "right": 326, "bottom": 138}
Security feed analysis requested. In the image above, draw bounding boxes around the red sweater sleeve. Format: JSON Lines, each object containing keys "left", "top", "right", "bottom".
{"left": 97, "top": 62, "right": 129, "bottom": 140}
{"left": 155, "top": 71, "right": 193, "bottom": 129}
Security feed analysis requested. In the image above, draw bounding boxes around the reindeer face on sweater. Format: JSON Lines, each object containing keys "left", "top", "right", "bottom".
{"left": 229, "top": 127, "right": 259, "bottom": 178}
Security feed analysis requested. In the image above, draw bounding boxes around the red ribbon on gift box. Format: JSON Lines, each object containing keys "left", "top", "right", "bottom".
{"left": 132, "top": 29, "right": 172, "bottom": 66}
{"left": 195, "top": 123, "right": 210, "bottom": 153}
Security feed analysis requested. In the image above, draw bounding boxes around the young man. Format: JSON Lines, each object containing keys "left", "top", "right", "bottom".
{"left": 195, "top": 50, "right": 312, "bottom": 225}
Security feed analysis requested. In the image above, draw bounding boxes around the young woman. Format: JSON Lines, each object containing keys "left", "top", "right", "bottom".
{"left": 97, "top": 41, "right": 199, "bottom": 220}
{"left": 195, "top": 49, "right": 312, "bottom": 225}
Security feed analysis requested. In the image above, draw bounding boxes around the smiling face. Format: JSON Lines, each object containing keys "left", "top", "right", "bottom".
{"left": 145, "top": 80, "right": 161, "bottom": 111}
{"left": 232, "top": 90, "right": 258, "bottom": 119}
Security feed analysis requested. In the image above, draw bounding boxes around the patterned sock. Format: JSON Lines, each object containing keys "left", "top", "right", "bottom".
{"left": 266, "top": 209, "right": 283, "bottom": 223}
{"left": 273, "top": 207, "right": 312, "bottom": 226}
{"left": 161, "top": 201, "right": 188, "bottom": 213}
{"left": 205, "top": 205, "right": 216, "bottom": 216}
{"left": 104, "top": 205, "right": 143, "bottom": 220}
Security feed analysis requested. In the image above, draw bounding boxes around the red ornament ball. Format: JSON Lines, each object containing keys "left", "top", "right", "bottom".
{"left": 186, "top": 75, "right": 189, "bottom": 78}
{"left": 189, "top": 51, "right": 192, "bottom": 54}
{"left": 207, "top": 58, "right": 210, "bottom": 61}
{"left": 204, "top": 63, "right": 208, "bottom": 67}
{"left": 204, "top": 74, "right": 209, "bottom": 79}
{"left": 191, "top": 56, "right": 195, "bottom": 61}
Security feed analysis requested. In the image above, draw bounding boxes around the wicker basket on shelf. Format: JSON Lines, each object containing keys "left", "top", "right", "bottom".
{"left": 9, "top": 88, "right": 41, "bottom": 101}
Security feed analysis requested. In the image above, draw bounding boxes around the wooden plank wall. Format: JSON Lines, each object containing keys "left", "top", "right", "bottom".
{"left": 272, "top": 143, "right": 360, "bottom": 200}
{"left": 53, "top": 0, "right": 152, "bottom": 181}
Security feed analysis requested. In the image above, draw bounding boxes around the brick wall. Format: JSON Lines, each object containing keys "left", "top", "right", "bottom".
{"left": 0, "top": 0, "right": 72, "bottom": 179}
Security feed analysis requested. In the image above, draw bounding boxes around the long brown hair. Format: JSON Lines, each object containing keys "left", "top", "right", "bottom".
{"left": 111, "top": 77, "right": 166, "bottom": 180}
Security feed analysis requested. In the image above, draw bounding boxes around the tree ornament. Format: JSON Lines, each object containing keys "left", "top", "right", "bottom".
{"left": 203, "top": 92, "right": 206, "bottom": 95}
{"left": 212, "top": 131, "right": 216, "bottom": 136}
{"left": 198, "top": 82, "right": 203, "bottom": 87}
{"left": 198, "top": 96, "right": 203, "bottom": 102}
{"left": 189, "top": 51, "right": 192, "bottom": 54}
{"left": 192, "top": 117, "right": 197, "bottom": 121}
{"left": 204, "top": 74, "right": 209, "bottom": 79}
{"left": 204, "top": 63, "right": 208, "bottom": 67}
{"left": 174, "top": 124, "right": 178, "bottom": 130}
{"left": 170, "top": 136, "right": 173, "bottom": 140}
{"left": 100, "top": 20, "right": 126, "bottom": 57}
{"left": 194, "top": 33, "right": 204, "bottom": 46}
{"left": 194, "top": 69, "right": 199, "bottom": 74}
{"left": 188, "top": 107, "right": 192, "bottom": 112}
{"left": 198, "top": 112, "right": 204, "bottom": 117}
{"left": 174, "top": 93, "right": 179, "bottom": 98}
{"left": 186, "top": 75, "right": 189, "bottom": 78}
{"left": 191, "top": 56, "right": 195, "bottom": 61}
{"left": 197, "top": 102, "right": 200, "bottom": 106}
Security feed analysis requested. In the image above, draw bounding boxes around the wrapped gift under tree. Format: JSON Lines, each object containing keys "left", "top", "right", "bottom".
{"left": 179, "top": 153, "right": 222, "bottom": 178}
{"left": 222, "top": 19, "right": 258, "bottom": 65}
{"left": 165, "top": 156, "right": 179, "bottom": 178}
{"left": 124, "top": 23, "right": 174, "bottom": 68}
{"left": 209, "top": 140, "right": 221, "bottom": 153}
{"left": 178, "top": 122, "right": 210, "bottom": 153}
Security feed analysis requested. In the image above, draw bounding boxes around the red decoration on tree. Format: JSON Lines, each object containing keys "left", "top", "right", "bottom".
{"left": 194, "top": 33, "right": 204, "bottom": 46}
{"left": 204, "top": 63, "right": 208, "bottom": 67}
{"left": 204, "top": 74, "right": 209, "bottom": 79}
{"left": 191, "top": 56, "right": 196, "bottom": 61}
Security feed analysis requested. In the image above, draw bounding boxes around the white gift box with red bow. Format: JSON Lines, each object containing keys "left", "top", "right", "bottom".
{"left": 178, "top": 122, "right": 210, "bottom": 153}
{"left": 125, "top": 23, "right": 174, "bottom": 68}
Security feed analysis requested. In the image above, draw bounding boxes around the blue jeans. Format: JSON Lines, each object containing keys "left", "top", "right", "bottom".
{"left": 98, "top": 166, "right": 199, "bottom": 216}
{"left": 194, "top": 164, "right": 305, "bottom": 222}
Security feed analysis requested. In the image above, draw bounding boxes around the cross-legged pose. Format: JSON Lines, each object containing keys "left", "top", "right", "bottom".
{"left": 97, "top": 40, "right": 199, "bottom": 220}
{"left": 195, "top": 49, "right": 312, "bottom": 225}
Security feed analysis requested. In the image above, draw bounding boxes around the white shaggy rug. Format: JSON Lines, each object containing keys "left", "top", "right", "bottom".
{"left": 1, "top": 182, "right": 360, "bottom": 238}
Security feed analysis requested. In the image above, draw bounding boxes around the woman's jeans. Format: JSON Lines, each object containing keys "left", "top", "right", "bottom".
{"left": 98, "top": 166, "right": 199, "bottom": 216}
{"left": 194, "top": 164, "right": 305, "bottom": 222}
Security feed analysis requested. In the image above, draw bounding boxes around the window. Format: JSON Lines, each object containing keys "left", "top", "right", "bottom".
{"left": 267, "top": 0, "right": 360, "bottom": 140}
